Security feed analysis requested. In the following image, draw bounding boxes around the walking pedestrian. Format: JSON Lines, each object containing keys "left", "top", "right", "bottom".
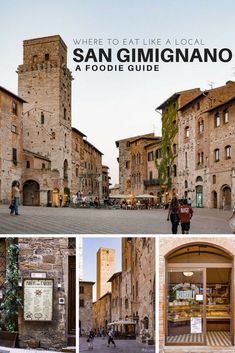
{"left": 10, "top": 180, "right": 20, "bottom": 215}
{"left": 87, "top": 330, "right": 95, "bottom": 350}
{"left": 178, "top": 199, "right": 193, "bottom": 234}
{"left": 107, "top": 328, "right": 116, "bottom": 348}
{"left": 167, "top": 197, "right": 180, "bottom": 234}
{"left": 59, "top": 195, "right": 63, "bottom": 207}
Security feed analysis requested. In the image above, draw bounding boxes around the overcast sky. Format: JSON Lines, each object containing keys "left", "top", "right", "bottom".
{"left": 1, "top": 1, "right": 235, "bottom": 184}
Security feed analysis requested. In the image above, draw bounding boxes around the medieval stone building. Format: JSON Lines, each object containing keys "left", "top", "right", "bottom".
{"left": 0, "top": 35, "right": 105, "bottom": 206}
{"left": 91, "top": 238, "right": 155, "bottom": 344}
{"left": 79, "top": 281, "right": 94, "bottom": 336}
{"left": 0, "top": 87, "right": 25, "bottom": 204}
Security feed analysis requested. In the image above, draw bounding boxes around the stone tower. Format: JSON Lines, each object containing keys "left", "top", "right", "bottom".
{"left": 17, "top": 35, "right": 73, "bottom": 204}
{"left": 96, "top": 247, "right": 116, "bottom": 300}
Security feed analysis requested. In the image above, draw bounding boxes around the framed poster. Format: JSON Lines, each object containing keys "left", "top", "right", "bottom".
{"left": 23, "top": 279, "right": 53, "bottom": 321}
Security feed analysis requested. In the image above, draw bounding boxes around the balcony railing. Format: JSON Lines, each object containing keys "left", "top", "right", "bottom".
{"left": 144, "top": 178, "right": 160, "bottom": 186}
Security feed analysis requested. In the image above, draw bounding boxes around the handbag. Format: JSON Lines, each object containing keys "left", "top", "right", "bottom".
{"left": 9, "top": 200, "right": 15, "bottom": 210}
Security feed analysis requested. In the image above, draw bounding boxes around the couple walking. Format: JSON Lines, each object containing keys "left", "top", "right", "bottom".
{"left": 167, "top": 197, "right": 193, "bottom": 234}
{"left": 9, "top": 180, "right": 21, "bottom": 215}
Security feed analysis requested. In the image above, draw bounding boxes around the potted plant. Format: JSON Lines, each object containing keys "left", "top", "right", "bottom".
{"left": 0, "top": 238, "right": 22, "bottom": 347}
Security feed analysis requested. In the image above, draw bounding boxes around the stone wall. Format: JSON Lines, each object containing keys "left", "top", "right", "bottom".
{"left": 79, "top": 281, "right": 94, "bottom": 335}
{"left": 96, "top": 248, "right": 115, "bottom": 300}
{"left": 18, "top": 237, "right": 75, "bottom": 350}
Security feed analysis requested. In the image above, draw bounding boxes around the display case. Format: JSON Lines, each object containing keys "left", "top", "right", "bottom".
{"left": 206, "top": 284, "right": 230, "bottom": 331}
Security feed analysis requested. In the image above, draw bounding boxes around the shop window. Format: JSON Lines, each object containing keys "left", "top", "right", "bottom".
{"left": 214, "top": 148, "right": 220, "bottom": 162}
{"left": 185, "top": 126, "right": 189, "bottom": 138}
{"left": 214, "top": 113, "right": 220, "bottom": 127}
{"left": 26, "top": 161, "right": 30, "bottom": 169}
{"left": 12, "top": 101, "right": 17, "bottom": 115}
{"left": 223, "top": 110, "right": 229, "bottom": 124}
{"left": 212, "top": 174, "right": 216, "bottom": 184}
{"left": 225, "top": 145, "right": 231, "bottom": 159}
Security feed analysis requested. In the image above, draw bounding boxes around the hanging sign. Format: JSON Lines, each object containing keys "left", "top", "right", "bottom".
{"left": 23, "top": 279, "right": 53, "bottom": 321}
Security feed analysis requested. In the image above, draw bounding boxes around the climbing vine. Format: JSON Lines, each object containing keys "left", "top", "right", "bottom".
{"left": 155, "top": 101, "right": 178, "bottom": 193}
{"left": 0, "top": 238, "right": 22, "bottom": 332}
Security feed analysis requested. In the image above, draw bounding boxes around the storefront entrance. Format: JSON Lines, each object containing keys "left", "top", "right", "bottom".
{"left": 166, "top": 244, "right": 233, "bottom": 347}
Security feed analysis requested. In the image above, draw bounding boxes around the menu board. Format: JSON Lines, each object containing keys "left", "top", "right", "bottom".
{"left": 191, "top": 317, "right": 202, "bottom": 333}
{"left": 24, "top": 279, "right": 53, "bottom": 321}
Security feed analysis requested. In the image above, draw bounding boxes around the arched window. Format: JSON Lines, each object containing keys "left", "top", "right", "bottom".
{"left": 198, "top": 120, "right": 204, "bottom": 134}
{"left": 196, "top": 176, "right": 203, "bottom": 182}
{"left": 185, "top": 126, "right": 189, "bottom": 138}
{"left": 214, "top": 148, "right": 220, "bottom": 162}
{"left": 225, "top": 145, "right": 231, "bottom": 159}
{"left": 214, "top": 113, "right": 220, "bottom": 127}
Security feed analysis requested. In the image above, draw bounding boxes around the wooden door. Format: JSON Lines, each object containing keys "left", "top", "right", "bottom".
{"left": 68, "top": 256, "right": 76, "bottom": 334}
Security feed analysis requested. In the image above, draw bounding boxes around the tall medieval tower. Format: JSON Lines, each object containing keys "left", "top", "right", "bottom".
{"left": 96, "top": 247, "right": 116, "bottom": 300}
{"left": 17, "top": 35, "right": 73, "bottom": 203}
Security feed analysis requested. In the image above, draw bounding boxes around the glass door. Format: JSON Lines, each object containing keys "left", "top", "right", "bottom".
{"left": 166, "top": 268, "right": 206, "bottom": 345}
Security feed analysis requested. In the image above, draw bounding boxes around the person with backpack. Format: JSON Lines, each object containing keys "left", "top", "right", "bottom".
{"left": 178, "top": 199, "right": 194, "bottom": 234}
{"left": 167, "top": 197, "right": 180, "bottom": 234}
{"left": 107, "top": 327, "right": 116, "bottom": 348}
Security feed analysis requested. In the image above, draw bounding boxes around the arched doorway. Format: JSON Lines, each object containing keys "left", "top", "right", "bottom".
{"left": 196, "top": 185, "right": 203, "bottom": 208}
{"left": 165, "top": 243, "right": 233, "bottom": 346}
{"left": 23, "top": 180, "right": 40, "bottom": 206}
{"left": 221, "top": 185, "right": 232, "bottom": 209}
{"left": 212, "top": 190, "right": 217, "bottom": 208}
{"left": 52, "top": 188, "right": 59, "bottom": 207}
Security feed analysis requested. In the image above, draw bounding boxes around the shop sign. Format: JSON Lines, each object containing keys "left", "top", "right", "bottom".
{"left": 176, "top": 289, "right": 194, "bottom": 300}
{"left": 23, "top": 279, "right": 53, "bottom": 321}
{"left": 191, "top": 317, "right": 202, "bottom": 333}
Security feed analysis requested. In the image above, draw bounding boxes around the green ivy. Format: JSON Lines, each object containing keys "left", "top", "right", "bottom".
{"left": 0, "top": 238, "right": 22, "bottom": 332}
{"left": 155, "top": 101, "right": 178, "bottom": 193}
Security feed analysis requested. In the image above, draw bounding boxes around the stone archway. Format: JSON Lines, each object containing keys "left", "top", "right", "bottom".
{"left": 221, "top": 185, "right": 232, "bottom": 209}
{"left": 23, "top": 180, "right": 40, "bottom": 206}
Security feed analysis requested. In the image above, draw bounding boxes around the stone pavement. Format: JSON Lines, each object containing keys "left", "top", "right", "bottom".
{"left": 0, "top": 205, "right": 232, "bottom": 234}
{"left": 0, "top": 347, "right": 66, "bottom": 353}
{"left": 79, "top": 337, "right": 155, "bottom": 353}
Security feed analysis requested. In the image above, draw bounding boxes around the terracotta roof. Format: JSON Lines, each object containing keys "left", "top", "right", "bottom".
{"left": 205, "top": 95, "right": 235, "bottom": 112}
{"left": 0, "top": 86, "right": 27, "bottom": 103}
{"left": 178, "top": 91, "right": 208, "bottom": 111}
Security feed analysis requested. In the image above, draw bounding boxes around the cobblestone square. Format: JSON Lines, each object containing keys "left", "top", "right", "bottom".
{"left": 0, "top": 205, "right": 232, "bottom": 234}
{"left": 79, "top": 337, "right": 155, "bottom": 353}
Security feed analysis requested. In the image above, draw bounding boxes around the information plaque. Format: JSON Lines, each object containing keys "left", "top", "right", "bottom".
{"left": 23, "top": 279, "right": 53, "bottom": 321}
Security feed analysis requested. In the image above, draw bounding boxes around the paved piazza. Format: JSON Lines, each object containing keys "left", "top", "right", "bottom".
{"left": 0, "top": 205, "right": 233, "bottom": 234}
{"left": 79, "top": 337, "right": 155, "bottom": 353}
